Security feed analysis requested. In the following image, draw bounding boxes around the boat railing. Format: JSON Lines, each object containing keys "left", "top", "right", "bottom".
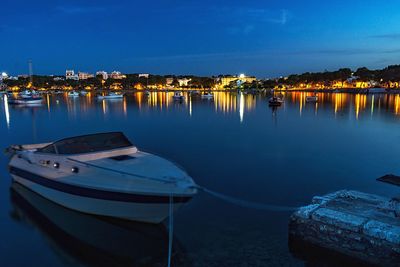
{"left": 66, "top": 157, "right": 181, "bottom": 184}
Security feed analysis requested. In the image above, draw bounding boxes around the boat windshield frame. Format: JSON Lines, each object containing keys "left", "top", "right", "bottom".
{"left": 37, "top": 132, "right": 133, "bottom": 155}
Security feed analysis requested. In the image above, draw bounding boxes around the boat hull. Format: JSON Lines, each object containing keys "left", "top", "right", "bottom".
{"left": 8, "top": 98, "right": 43, "bottom": 105}
{"left": 11, "top": 172, "right": 189, "bottom": 224}
{"left": 97, "top": 95, "right": 123, "bottom": 100}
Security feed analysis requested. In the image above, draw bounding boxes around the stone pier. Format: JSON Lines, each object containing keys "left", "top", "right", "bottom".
{"left": 289, "top": 190, "right": 400, "bottom": 266}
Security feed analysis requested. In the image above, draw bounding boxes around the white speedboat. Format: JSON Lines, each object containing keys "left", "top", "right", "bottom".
{"left": 7, "top": 132, "right": 197, "bottom": 223}
{"left": 172, "top": 91, "right": 184, "bottom": 100}
{"left": 97, "top": 92, "right": 124, "bottom": 100}
{"left": 306, "top": 95, "right": 318, "bottom": 102}
{"left": 201, "top": 92, "right": 214, "bottom": 99}
{"left": 68, "top": 91, "right": 79, "bottom": 97}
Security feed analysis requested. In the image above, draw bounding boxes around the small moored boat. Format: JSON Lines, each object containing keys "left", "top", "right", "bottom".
{"left": 7, "top": 132, "right": 197, "bottom": 223}
{"left": 8, "top": 95, "right": 43, "bottom": 105}
{"left": 268, "top": 96, "right": 284, "bottom": 106}
{"left": 68, "top": 91, "right": 79, "bottom": 97}
{"left": 172, "top": 91, "right": 184, "bottom": 100}
{"left": 97, "top": 92, "right": 124, "bottom": 100}
{"left": 201, "top": 92, "right": 214, "bottom": 99}
{"left": 306, "top": 95, "right": 318, "bottom": 102}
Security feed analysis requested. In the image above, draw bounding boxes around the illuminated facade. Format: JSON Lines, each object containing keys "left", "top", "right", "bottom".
{"left": 109, "top": 71, "right": 126, "bottom": 79}
{"left": 78, "top": 72, "right": 94, "bottom": 80}
{"left": 177, "top": 78, "right": 191, "bottom": 87}
{"left": 215, "top": 75, "right": 257, "bottom": 89}
{"left": 96, "top": 71, "right": 108, "bottom": 80}
{"left": 66, "top": 70, "right": 79, "bottom": 80}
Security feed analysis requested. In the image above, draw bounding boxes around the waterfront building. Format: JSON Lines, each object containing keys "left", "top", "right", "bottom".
{"left": 166, "top": 78, "right": 174, "bottom": 85}
{"left": 1, "top": 72, "right": 9, "bottom": 80}
{"left": 177, "top": 78, "right": 191, "bottom": 87}
{"left": 53, "top": 77, "right": 65, "bottom": 81}
{"left": 138, "top": 73, "right": 149, "bottom": 78}
{"left": 109, "top": 71, "right": 126, "bottom": 79}
{"left": 66, "top": 70, "right": 79, "bottom": 80}
{"left": 96, "top": 71, "right": 108, "bottom": 80}
{"left": 215, "top": 74, "right": 257, "bottom": 89}
{"left": 17, "top": 74, "right": 29, "bottom": 79}
{"left": 78, "top": 72, "right": 94, "bottom": 80}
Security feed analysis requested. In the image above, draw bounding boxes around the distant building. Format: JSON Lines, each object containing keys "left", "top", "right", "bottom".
{"left": 66, "top": 70, "right": 79, "bottom": 80}
{"left": 53, "top": 77, "right": 65, "bottom": 81}
{"left": 96, "top": 71, "right": 108, "bottom": 80}
{"left": 18, "top": 74, "right": 29, "bottom": 79}
{"left": 78, "top": 72, "right": 94, "bottom": 80}
{"left": 1, "top": 72, "right": 9, "bottom": 80}
{"left": 166, "top": 78, "right": 174, "bottom": 85}
{"left": 138, "top": 73, "right": 149, "bottom": 78}
{"left": 177, "top": 78, "right": 191, "bottom": 87}
{"left": 109, "top": 71, "right": 126, "bottom": 79}
{"left": 215, "top": 74, "right": 257, "bottom": 88}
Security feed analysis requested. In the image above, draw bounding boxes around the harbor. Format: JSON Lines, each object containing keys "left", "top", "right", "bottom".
{"left": 0, "top": 91, "right": 399, "bottom": 266}
{"left": 3, "top": 0, "right": 400, "bottom": 265}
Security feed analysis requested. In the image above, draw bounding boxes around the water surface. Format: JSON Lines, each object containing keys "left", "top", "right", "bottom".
{"left": 1, "top": 92, "right": 399, "bottom": 266}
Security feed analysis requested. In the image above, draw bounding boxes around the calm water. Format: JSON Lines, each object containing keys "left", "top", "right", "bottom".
{"left": 1, "top": 92, "right": 399, "bottom": 266}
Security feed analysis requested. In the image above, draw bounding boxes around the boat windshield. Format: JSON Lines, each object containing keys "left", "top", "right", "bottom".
{"left": 38, "top": 132, "right": 133, "bottom": 155}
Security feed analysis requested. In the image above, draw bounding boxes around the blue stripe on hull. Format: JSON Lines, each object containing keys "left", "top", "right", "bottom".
{"left": 9, "top": 166, "right": 192, "bottom": 204}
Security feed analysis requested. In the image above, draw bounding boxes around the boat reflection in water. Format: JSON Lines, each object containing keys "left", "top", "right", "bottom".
{"left": 289, "top": 236, "right": 375, "bottom": 267}
{"left": 9, "top": 182, "right": 189, "bottom": 267}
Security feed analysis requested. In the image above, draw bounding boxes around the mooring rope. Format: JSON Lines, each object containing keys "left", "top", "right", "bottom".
{"left": 196, "top": 186, "right": 298, "bottom": 212}
{"left": 167, "top": 192, "right": 174, "bottom": 267}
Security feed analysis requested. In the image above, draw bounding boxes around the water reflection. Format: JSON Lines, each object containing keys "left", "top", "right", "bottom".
{"left": 4, "top": 92, "right": 400, "bottom": 128}
{"left": 4, "top": 95, "right": 10, "bottom": 128}
{"left": 9, "top": 182, "right": 189, "bottom": 267}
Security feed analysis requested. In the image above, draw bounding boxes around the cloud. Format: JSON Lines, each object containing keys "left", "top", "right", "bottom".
{"left": 227, "top": 24, "right": 255, "bottom": 35}
{"left": 267, "top": 9, "right": 290, "bottom": 25}
{"left": 370, "top": 33, "right": 400, "bottom": 39}
{"left": 231, "top": 7, "right": 291, "bottom": 26}
{"left": 222, "top": 8, "right": 291, "bottom": 35}
{"left": 55, "top": 5, "right": 106, "bottom": 15}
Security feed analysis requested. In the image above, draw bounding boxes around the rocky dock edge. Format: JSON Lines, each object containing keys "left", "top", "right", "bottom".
{"left": 289, "top": 190, "right": 400, "bottom": 266}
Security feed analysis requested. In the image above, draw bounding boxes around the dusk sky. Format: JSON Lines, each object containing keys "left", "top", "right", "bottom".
{"left": 1, "top": 0, "right": 400, "bottom": 77}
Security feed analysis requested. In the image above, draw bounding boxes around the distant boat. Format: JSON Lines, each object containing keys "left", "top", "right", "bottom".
{"left": 368, "top": 88, "right": 386, "bottom": 94}
{"left": 8, "top": 96, "right": 43, "bottom": 105}
{"left": 173, "top": 91, "right": 184, "bottom": 100}
{"left": 144, "top": 90, "right": 151, "bottom": 96}
{"left": 201, "top": 92, "right": 214, "bottom": 99}
{"left": 68, "top": 91, "right": 79, "bottom": 97}
{"left": 19, "top": 90, "right": 38, "bottom": 99}
{"left": 306, "top": 95, "right": 318, "bottom": 102}
{"left": 97, "top": 92, "right": 124, "bottom": 100}
{"left": 80, "top": 90, "right": 88, "bottom": 96}
{"left": 268, "top": 96, "right": 284, "bottom": 106}
{"left": 189, "top": 90, "right": 200, "bottom": 95}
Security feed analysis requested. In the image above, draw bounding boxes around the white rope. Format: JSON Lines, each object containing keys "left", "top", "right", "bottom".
{"left": 196, "top": 186, "right": 298, "bottom": 212}
{"left": 167, "top": 192, "right": 174, "bottom": 267}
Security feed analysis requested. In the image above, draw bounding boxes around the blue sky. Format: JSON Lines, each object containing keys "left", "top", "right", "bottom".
{"left": 1, "top": 0, "right": 400, "bottom": 77}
